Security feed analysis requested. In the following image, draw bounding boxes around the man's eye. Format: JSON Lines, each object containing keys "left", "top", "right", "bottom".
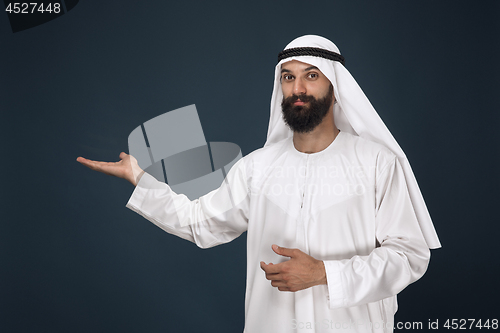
{"left": 282, "top": 75, "right": 293, "bottom": 81}
{"left": 308, "top": 73, "right": 318, "bottom": 79}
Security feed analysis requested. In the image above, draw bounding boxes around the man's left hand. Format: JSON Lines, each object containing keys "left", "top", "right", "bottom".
{"left": 260, "top": 244, "right": 327, "bottom": 292}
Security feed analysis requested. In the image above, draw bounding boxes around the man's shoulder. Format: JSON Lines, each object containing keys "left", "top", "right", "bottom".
{"left": 340, "top": 131, "right": 396, "bottom": 165}
{"left": 342, "top": 131, "right": 392, "bottom": 152}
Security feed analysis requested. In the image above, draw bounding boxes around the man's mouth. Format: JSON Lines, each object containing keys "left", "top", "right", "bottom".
{"left": 294, "top": 99, "right": 306, "bottom": 106}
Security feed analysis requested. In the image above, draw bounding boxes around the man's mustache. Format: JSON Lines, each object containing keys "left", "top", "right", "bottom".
{"left": 283, "top": 94, "right": 315, "bottom": 104}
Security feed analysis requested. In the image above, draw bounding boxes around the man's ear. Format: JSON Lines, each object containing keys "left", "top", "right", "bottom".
{"left": 330, "top": 84, "right": 336, "bottom": 103}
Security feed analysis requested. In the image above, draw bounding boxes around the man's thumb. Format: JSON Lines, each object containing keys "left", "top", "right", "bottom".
{"left": 272, "top": 244, "right": 294, "bottom": 257}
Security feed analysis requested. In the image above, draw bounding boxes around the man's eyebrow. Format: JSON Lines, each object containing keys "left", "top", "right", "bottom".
{"left": 280, "top": 66, "right": 319, "bottom": 74}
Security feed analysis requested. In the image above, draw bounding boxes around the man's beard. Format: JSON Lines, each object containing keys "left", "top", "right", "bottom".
{"left": 281, "top": 84, "right": 334, "bottom": 134}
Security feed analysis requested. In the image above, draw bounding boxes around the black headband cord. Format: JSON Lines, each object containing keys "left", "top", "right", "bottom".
{"left": 277, "top": 47, "right": 345, "bottom": 66}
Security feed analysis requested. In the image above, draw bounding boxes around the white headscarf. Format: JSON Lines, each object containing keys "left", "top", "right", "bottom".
{"left": 266, "top": 35, "right": 441, "bottom": 249}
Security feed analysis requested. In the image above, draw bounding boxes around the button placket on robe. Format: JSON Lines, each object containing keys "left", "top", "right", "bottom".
{"left": 296, "top": 155, "right": 310, "bottom": 253}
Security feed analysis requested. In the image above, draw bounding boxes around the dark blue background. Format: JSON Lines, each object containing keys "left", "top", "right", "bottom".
{"left": 1, "top": 1, "right": 498, "bottom": 332}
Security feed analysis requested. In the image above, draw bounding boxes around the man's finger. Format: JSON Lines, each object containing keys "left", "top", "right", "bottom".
{"left": 77, "top": 158, "right": 118, "bottom": 175}
{"left": 77, "top": 157, "right": 97, "bottom": 169}
{"left": 260, "top": 261, "right": 282, "bottom": 274}
{"left": 80, "top": 158, "right": 104, "bottom": 170}
{"left": 270, "top": 280, "right": 288, "bottom": 288}
{"left": 76, "top": 156, "right": 91, "bottom": 165}
{"left": 272, "top": 244, "right": 298, "bottom": 258}
{"left": 265, "top": 273, "right": 283, "bottom": 281}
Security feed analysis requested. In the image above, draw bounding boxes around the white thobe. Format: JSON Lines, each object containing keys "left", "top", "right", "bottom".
{"left": 126, "top": 131, "right": 430, "bottom": 333}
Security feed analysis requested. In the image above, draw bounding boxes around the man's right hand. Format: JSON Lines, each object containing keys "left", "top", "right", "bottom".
{"left": 76, "top": 152, "right": 144, "bottom": 186}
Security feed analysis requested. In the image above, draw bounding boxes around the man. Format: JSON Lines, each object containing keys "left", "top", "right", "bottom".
{"left": 77, "top": 35, "right": 440, "bottom": 332}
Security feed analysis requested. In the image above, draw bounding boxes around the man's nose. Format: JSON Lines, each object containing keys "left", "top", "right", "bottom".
{"left": 293, "top": 79, "right": 306, "bottom": 95}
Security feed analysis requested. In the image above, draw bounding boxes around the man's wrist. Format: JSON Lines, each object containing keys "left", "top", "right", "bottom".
{"left": 316, "top": 260, "right": 328, "bottom": 286}
{"left": 133, "top": 170, "right": 145, "bottom": 186}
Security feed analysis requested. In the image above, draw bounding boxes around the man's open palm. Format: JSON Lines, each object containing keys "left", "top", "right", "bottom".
{"left": 77, "top": 152, "right": 144, "bottom": 186}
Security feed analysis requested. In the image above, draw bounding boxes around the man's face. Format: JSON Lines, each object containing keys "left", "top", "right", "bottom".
{"left": 280, "top": 60, "right": 334, "bottom": 133}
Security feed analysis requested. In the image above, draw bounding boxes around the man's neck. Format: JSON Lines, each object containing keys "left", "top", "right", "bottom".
{"left": 292, "top": 112, "right": 339, "bottom": 154}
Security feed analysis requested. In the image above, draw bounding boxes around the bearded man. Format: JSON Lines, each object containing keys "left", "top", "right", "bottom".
{"left": 78, "top": 35, "right": 440, "bottom": 333}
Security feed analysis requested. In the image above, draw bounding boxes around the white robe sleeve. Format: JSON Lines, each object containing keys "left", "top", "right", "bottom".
{"left": 126, "top": 158, "right": 250, "bottom": 249}
{"left": 323, "top": 156, "right": 431, "bottom": 309}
